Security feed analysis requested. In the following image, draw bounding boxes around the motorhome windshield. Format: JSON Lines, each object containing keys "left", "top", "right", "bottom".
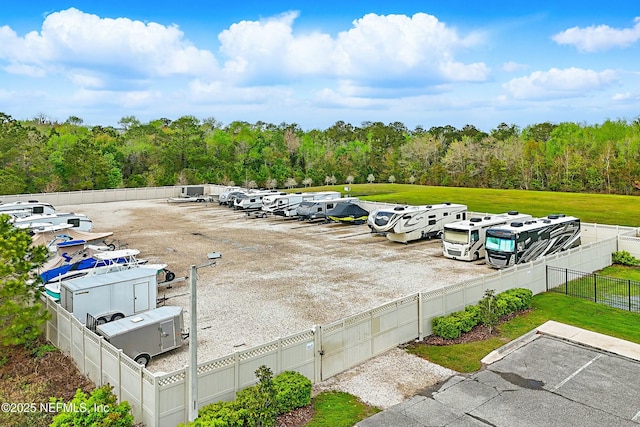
{"left": 443, "top": 228, "right": 469, "bottom": 244}
{"left": 485, "top": 236, "right": 515, "bottom": 252}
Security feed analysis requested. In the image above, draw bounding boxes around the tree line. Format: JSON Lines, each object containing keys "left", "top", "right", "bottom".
{"left": 1, "top": 112, "right": 639, "bottom": 195}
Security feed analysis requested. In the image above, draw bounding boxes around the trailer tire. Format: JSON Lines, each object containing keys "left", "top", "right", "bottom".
{"left": 165, "top": 271, "right": 176, "bottom": 282}
{"left": 134, "top": 354, "right": 150, "bottom": 367}
{"left": 111, "top": 313, "right": 125, "bottom": 322}
{"left": 96, "top": 317, "right": 108, "bottom": 325}
{"left": 473, "top": 251, "right": 480, "bottom": 261}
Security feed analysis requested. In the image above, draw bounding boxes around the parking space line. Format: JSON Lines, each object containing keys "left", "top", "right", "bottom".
{"left": 632, "top": 411, "right": 640, "bottom": 421}
{"left": 551, "top": 354, "right": 603, "bottom": 392}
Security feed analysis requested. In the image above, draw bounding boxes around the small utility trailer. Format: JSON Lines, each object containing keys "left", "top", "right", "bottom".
{"left": 95, "top": 305, "right": 187, "bottom": 367}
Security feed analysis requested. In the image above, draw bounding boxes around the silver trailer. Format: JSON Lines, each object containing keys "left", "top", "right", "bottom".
{"left": 295, "top": 197, "right": 360, "bottom": 221}
{"left": 96, "top": 306, "right": 186, "bottom": 367}
{"left": 60, "top": 268, "right": 158, "bottom": 324}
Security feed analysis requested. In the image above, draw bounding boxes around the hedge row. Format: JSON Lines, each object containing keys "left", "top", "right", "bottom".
{"left": 180, "top": 370, "right": 311, "bottom": 427}
{"left": 432, "top": 288, "right": 533, "bottom": 339}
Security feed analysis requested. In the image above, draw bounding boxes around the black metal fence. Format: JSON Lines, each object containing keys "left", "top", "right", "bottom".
{"left": 546, "top": 266, "right": 640, "bottom": 313}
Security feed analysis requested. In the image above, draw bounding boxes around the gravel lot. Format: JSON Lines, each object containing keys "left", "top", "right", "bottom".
{"left": 59, "top": 199, "right": 491, "bottom": 407}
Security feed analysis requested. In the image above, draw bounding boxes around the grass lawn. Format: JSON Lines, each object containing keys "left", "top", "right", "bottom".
{"left": 306, "top": 391, "right": 380, "bottom": 427}
{"left": 307, "top": 183, "right": 640, "bottom": 227}
{"left": 407, "top": 292, "right": 640, "bottom": 373}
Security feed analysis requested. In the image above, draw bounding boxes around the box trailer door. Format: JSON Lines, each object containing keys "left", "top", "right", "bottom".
{"left": 160, "top": 319, "right": 176, "bottom": 350}
{"left": 134, "top": 282, "right": 149, "bottom": 312}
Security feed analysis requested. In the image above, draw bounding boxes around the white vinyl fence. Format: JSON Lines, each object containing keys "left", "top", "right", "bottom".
{"left": 24, "top": 187, "right": 640, "bottom": 426}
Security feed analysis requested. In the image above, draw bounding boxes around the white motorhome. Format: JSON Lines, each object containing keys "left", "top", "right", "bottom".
{"left": 370, "top": 203, "right": 467, "bottom": 243}
{"left": 295, "top": 197, "right": 359, "bottom": 221}
{"left": 442, "top": 211, "right": 532, "bottom": 261}
{"left": 95, "top": 305, "right": 186, "bottom": 367}
{"left": 261, "top": 191, "right": 341, "bottom": 217}
{"left": 485, "top": 214, "right": 581, "bottom": 269}
{"left": 0, "top": 201, "right": 56, "bottom": 216}
{"left": 233, "top": 190, "right": 286, "bottom": 210}
{"left": 12, "top": 212, "right": 93, "bottom": 232}
{"left": 60, "top": 268, "right": 158, "bottom": 324}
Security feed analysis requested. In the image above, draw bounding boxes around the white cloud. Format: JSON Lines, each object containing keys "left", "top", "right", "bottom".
{"left": 503, "top": 67, "right": 617, "bottom": 99}
{"left": 217, "top": 12, "right": 489, "bottom": 86}
{"left": 502, "top": 61, "right": 528, "bottom": 72}
{"left": 552, "top": 17, "right": 640, "bottom": 52}
{"left": 0, "top": 8, "right": 218, "bottom": 84}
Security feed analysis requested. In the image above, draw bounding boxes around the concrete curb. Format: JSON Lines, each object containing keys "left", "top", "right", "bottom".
{"left": 480, "top": 328, "right": 541, "bottom": 365}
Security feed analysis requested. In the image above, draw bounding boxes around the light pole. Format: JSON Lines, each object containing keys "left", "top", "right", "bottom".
{"left": 188, "top": 252, "right": 222, "bottom": 422}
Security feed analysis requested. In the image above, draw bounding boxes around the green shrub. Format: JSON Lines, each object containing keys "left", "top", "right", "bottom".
{"left": 432, "top": 288, "right": 534, "bottom": 339}
{"left": 181, "top": 367, "right": 312, "bottom": 427}
{"left": 612, "top": 250, "right": 640, "bottom": 266}
{"left": 273, "top": 371, "right": 312, "bottom": 413}
{"left": 50, "top": 385, "right": 134, "bottom": 427}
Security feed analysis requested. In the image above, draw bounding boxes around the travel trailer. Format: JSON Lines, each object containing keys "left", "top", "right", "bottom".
{"left": 233, "top": 190, "right": 286, "bottom": 210}
{"left": 12, "top": 212, "right": 93, "bottom": 232}
{"left": 261, "top": 191, "right": 341, "bottom": 217}
{"left": 60, "top": 268, "right": 158, "bottom": 324}
{"left": 0, "top": 201, "right": 56, "bottom": 216}
{"left": 442, "top": 211, "right": 532, "bottom": 261}
{"left": 485, "top": 214, "right": 581, "bottom": 269}
{"left": 218, "top": 187, "right": 246, "bottom": 206}
{"left": 370, "top": 203, "right": 467, "bottom": 243}
{"left": 295, "top": 197, "right": 360, "bottom": 221}
{"left": 94, "top": 306, "right": 186, "bottom": 367}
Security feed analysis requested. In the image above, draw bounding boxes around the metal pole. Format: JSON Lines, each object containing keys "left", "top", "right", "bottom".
{"left": 188, "top": 264, "right": 198, "bottom": 422}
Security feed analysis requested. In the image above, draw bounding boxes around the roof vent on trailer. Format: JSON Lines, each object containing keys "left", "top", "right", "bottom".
{"left": 507, "top": 211, "right": 519, "bottom": 215}
{"left": 426, "top": 205, "right": 433, "bottom": 208}
{"left": 393, "top": 206, "right": 406, "bottom": 211}
{"left": 543, "top": 219, "right": 552, "bottom": 223}
{"left": 484, "top": 216, "right": 492, "bottom": 220}
{"left": 470, "top": 217, "right": 483, "bottom": 223}
{"left": 442, "top": 202, "right": 451, "bottom": 205}
{"left": 547, "top": 214, "right": 565, "bottom": 219}
{"left": 525, "top": 220, "right": 536, "bottom": 225}
{"left": 511, "top": 222, "right": 524, "bottom": 227}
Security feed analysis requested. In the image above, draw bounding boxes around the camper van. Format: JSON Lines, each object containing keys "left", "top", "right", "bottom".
{"left": 442, "top": 211, "right": 532, "bottom": 261}
{"left": 95, "top": 306, "right": 186, "bottom": 367}
{"left": 60, "top": 268, "right": 158, "bottom": 324}
{"left": 218, "top": 187, "right": 246, "bottom": 206}
{"left": 261, "top": 191, "right": 341, "bottom": 217}
{"left": 371, "top": 203, "right": 467, "bottom": 243}
{"left": 485, "top": 214, "right": 581, "bottom": 269}
{"left": 296, "top": 197, "right": 359, "bottom": 221}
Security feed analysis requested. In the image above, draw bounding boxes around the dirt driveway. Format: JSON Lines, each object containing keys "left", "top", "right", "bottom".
{"left": 60, "top": 199, "right": 492, "bottom": 374}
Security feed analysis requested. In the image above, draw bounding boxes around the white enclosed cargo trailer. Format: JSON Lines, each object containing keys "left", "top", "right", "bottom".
{"left": 60, "top": 268, "right": 158, "bottom": 324}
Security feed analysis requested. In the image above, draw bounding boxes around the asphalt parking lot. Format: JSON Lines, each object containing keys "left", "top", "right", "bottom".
{"left": 357, "top": 323, "right": 640, "bottom": 427}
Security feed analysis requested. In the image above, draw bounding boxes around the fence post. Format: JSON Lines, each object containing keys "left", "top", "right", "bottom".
{"left": 593, "top": 273, "right": 597, "bottom": 303}
{"left": 629, "top": 280, "right": 632, "bottom": 312}
{"left": 565, "top": 268, "right": 568, "bottom": 295}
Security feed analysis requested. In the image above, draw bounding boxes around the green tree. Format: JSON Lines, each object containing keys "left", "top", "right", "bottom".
{"left": 0, "top": 215, "right": 49, "bottom": 346}
{"left": 478, "top": 289, "right": 499, "bottom": 334}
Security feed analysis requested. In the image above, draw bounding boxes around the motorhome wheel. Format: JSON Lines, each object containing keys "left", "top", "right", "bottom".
{"left": 134, "top": 353, "right": 150, "bottom": 367}
{"left": 111, "top": 313, "right": 124, "bottom": 322}
{"left": 96, "top": 317, "right": 108, "bottom": 325}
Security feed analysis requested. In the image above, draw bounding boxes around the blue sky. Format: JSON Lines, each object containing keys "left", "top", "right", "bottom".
{"left": 0, "top": 1, "right": 638, "bottom": 131}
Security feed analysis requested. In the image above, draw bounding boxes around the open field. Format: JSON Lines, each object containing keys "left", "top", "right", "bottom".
{"left": 309, "top": 184, "right": 640, "bottom": 227}
{"left": 59, "top": 199, "right": 492, "bottom": 373}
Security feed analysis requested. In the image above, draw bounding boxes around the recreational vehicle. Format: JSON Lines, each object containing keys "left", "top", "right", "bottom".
{"left": 218, "top": 187, "right": 245, "bottom": 206}
{"left": 60, "top": 268, "right": 158, "bottom": 324}
{"left": 485, "top": 214, "right": 581, "bottom": 269}
{"left": 372, "top": 203, "right": 467, "bottom": 243}
{"left": 296, "top": 197, "right": 359, "bottom": 221}
{"left": 442, "top": 211, "right": 532, "bottom": 261}
{"left": 12, "top": 212, "right": 93, "bottom": 232}
{"left": 233, "top": 190, "right": 286, "bottom": 210}
{"left": 261, "top": 191, "right": 341, "bottom": 217}
{"left": 0, "top": 201, "right": 56, "bottom": 216}
{"left": 95, "top": 305, "right": 186, "bottom": 366}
